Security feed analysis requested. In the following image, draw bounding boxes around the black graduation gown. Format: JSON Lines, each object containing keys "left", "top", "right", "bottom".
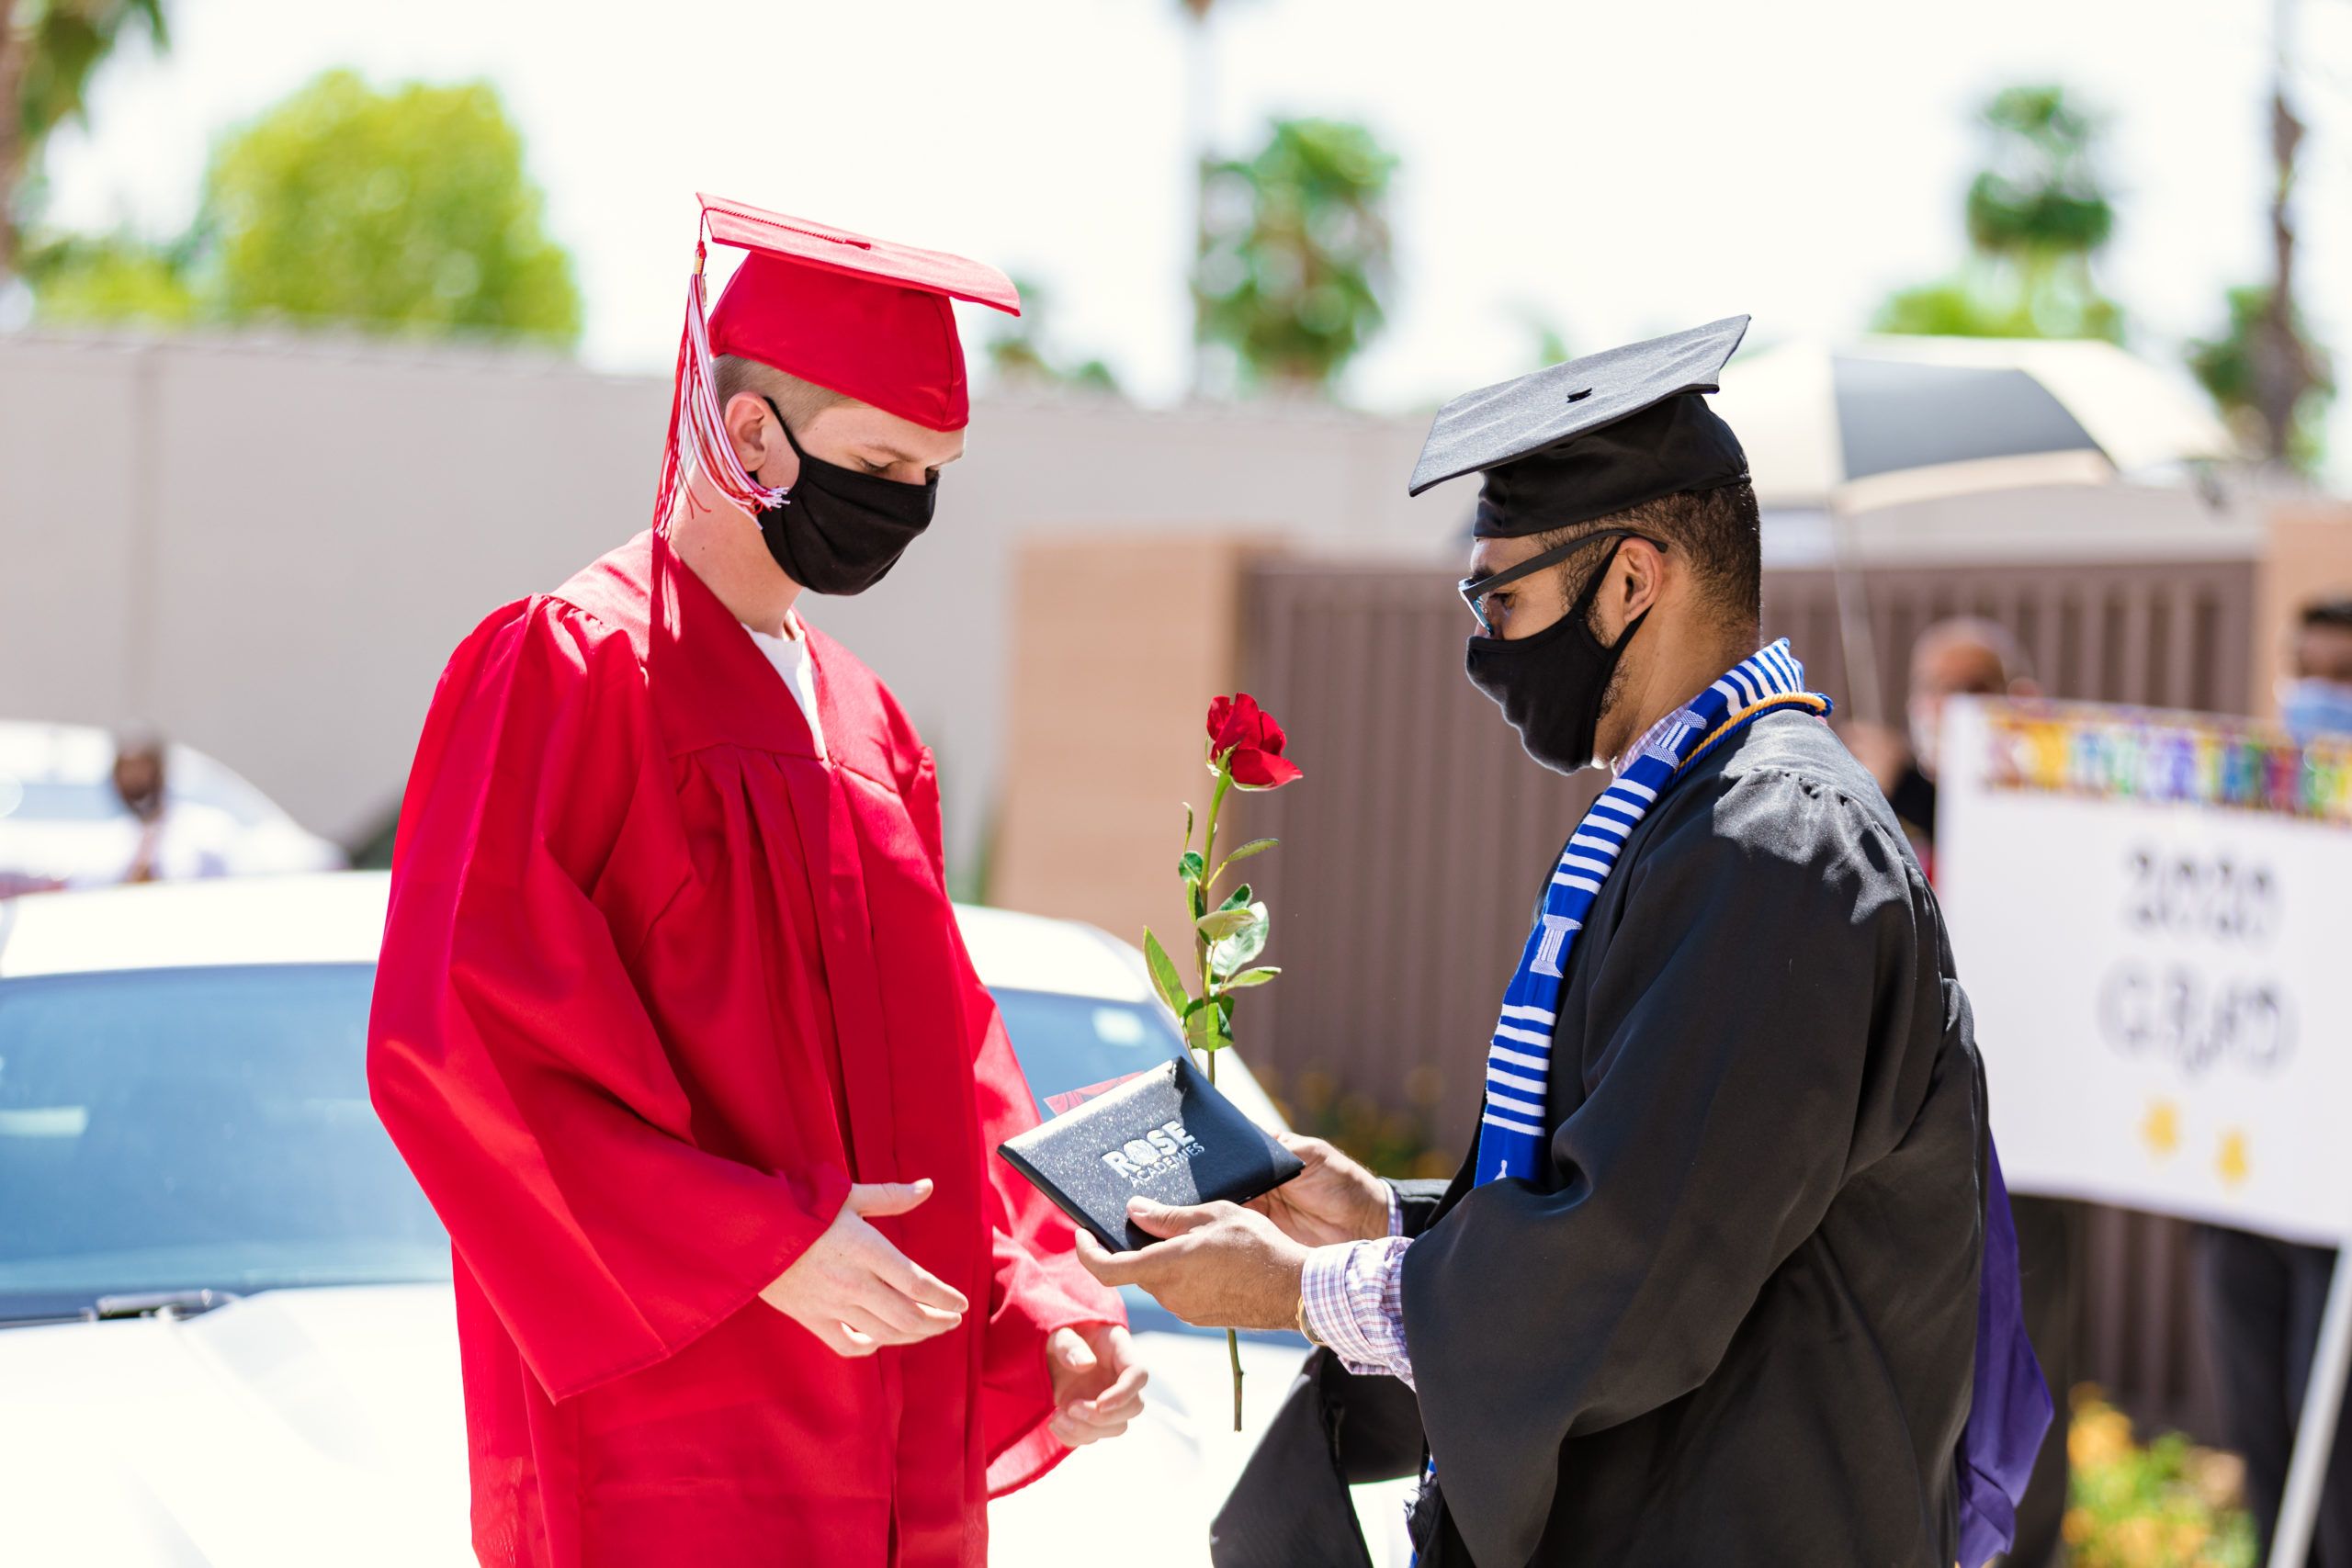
{"left": 1216, "top": 707, "right": 1986, "bottom": 1568}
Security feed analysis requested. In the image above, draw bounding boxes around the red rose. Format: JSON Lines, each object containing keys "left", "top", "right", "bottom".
{"left": 1204, "top": 693, "right": 1303, "bottom": 790}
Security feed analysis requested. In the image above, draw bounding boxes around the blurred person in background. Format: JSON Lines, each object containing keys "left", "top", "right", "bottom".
{"left": 367, "top": 198, "right": 1136, "bottom": 1568}
{"left": 1843, "top": 616, "right": 2040, "bottom": 873}
{"left": 78, "top": 728, "right": 234, "bottom": 886}
{"left": 2277, "top": 597, "right": 2352, "bottom": 746}
{"left": 2194, "top": 592, "right": 2352, "bottom": 1568}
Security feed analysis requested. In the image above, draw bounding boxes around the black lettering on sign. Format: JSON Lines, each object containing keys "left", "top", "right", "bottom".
{"left": 2098, "top": 964, "right": 2294, "bottom": 1077}
{"left": 2122, "top": 845, "right": 2280, "bottom": 946}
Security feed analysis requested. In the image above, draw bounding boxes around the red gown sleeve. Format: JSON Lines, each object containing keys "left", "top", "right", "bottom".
{"left": 893, "top": 747, "right": 1125, "bottom": 1495}
{"left": 368, "top": 599, "right": 852, "bottom": 1402}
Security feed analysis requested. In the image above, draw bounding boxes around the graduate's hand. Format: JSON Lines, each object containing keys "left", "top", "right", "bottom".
{"left": 759, "top": 1179, "right": 971, "bottom": 1358}
{"left": 1072, "top": 1198, "right": 1308, "bottom": 1332}
{"left": 1045, "top": 1322, "right": 1148, "bottom": 1448}
{"left": 1245, "top": 1132, "right": 1391, "bottom": 1247}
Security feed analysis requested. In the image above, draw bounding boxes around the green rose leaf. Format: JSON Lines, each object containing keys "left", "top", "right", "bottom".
{"left": 1209, "top": 903, "right": 1271, "bottom": 977}
{"left": 1218, "top": 882, "right": 1253, "bottom": 912}
{"left": 1184, "top": 1002, "right": 1232, "bottom": 1054}
{"left": 1142, "top": 928, "right": 1190, "bottom": 1018}
{"left": 1195, "top": 906, "right": 1259, "bottom": 942}
{"left": 1223, "top": 965, "right": 1281, "bottom": 988}
{"left": 1212, "top": 839, "right": 1278, "bottom": 881}
{"left": 1178, "top": 851, "right": 1205, "bottom": 884}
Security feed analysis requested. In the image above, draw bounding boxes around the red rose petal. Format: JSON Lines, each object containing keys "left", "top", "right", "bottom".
{"left": 1227, "top": 747, "right": 1304, "bottom": 789}
{"left": 1256, "top": 711, "right": 1288, "bottom": 757}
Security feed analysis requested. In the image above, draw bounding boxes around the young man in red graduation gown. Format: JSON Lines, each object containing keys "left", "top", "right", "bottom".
{"left": 368, "top": 196, "right": 1141, "bottom": 1568}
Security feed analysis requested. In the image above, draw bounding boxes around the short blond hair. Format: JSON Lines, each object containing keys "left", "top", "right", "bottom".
{"left": 712, "top": 355, "right": 854, "bottom": 431}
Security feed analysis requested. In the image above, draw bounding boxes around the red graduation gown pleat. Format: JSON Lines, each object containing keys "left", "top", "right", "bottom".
{"left": 368, "top": 529, "right": 1119, "bottom": 1568}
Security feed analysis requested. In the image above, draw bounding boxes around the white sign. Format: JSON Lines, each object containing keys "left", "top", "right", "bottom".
{"left": 1938, "top": 697, "right": 2352, "bottom": 1246}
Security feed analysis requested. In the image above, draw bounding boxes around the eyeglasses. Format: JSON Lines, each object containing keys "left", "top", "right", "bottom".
{"left": 1456, "top": 528, "right": 1666, "bottom": 636}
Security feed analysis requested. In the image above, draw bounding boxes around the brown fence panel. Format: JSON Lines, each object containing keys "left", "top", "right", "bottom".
{"left": 1236, "top": 550, "right": 2257, "bottom": 1439}
{"left": 1758, "top": 559, "right": 2256, "bottom": 722}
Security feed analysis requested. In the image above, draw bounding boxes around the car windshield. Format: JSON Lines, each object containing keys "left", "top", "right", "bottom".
{"left": 0, "top": 778, "right": 137, "bottom": 823}
{"left": 0, "top": 963, "right": 1193, "bottom": 1328}
{"left": 988, "top": 988, "right": 1188, "bottom": 1121}
{"left": 0, "top": 964, "right": 448, "bottom": 1324}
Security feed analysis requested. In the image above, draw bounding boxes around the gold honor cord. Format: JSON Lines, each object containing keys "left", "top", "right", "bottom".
{"left": 1669, "top": 693, "right": 1835, "bottom": 781}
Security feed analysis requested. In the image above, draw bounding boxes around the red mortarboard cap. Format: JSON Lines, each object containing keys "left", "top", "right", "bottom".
{"left": 701, "top": 193, "right": 1020, "bottom": 433}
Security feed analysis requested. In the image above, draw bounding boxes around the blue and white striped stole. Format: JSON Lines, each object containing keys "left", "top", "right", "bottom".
{"left": 1472, "top": 638, "right": 1832, "bottom": 1186}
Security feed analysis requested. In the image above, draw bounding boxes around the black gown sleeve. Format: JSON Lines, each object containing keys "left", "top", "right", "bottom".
{"left": 1397, "top": 763, "right": 1940, "bottom": 1568}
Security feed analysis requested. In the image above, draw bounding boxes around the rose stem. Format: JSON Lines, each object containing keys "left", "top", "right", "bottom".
{"left": 1193, "top": 759, "right": 1234, "bottom": 1084}
{"left": 1193, "top": 756, "right": 1242, "bottom": 1429}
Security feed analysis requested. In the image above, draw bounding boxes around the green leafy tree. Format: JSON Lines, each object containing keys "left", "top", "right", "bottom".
{"left": 23, "top": 226, "right": 189, "bottom": 325}
{"left": 1876, "top": 85, "right": 2123, "bottom": 343}
{"left": 1193, "top": 117, "right": 1396, "bottom": 393}
{"left": 0, "top": 0, "right": 169, "bottom": 283}
{"left": 985, "top": 273, "right": 1121, "bottom": 394}
{"left": 2188, "top": 284, "right": 2335, "bottom": 472}
{"left": 187, "top": 70, "right": 579, "bottom": 345}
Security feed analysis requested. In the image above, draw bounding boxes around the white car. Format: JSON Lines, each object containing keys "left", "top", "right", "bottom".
{"left": 0, "top": 720, "right": 345, "bottom": 891}
{"left": 0, "top": 874, "right": 1411, "bottom": 1566}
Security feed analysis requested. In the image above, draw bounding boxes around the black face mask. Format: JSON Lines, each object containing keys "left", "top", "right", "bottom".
{"left": 752, "top": 398, "right": 937, "bottom": 595}
{"left": 1464, "top": 537, "right": 1650, "bottom": 774}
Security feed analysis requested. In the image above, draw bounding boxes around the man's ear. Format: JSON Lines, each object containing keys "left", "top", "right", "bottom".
{"left": 1615, "top": 537, "right": 1668, "bottom": 622}
{"left": 723, "top": 392, "right": 797, "bottom": 489}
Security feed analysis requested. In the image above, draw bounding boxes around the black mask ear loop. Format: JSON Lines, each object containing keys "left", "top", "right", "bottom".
{"left": 1575, "top": 536, "right": 1655, "bottom": 715}
{"left": 1566, "top": 535, "right": 1623, "bottom": 635}
{"left": 755, "top": 396, "right": 797, "bottom": 492}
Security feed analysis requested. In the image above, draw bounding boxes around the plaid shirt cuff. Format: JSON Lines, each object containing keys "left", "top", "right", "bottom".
{"left": 1299, "top": 1185, "right": 1414, "bottom": 1386}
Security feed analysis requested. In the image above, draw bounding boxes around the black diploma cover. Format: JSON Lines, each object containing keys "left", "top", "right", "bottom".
{"left": 996, "top": 1055, "right": 1303, "bottom": 1251}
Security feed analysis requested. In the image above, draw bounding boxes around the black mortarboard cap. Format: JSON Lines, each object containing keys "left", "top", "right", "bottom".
{"left": 1409, "top": 315, "right": 1752, "bottom": 538}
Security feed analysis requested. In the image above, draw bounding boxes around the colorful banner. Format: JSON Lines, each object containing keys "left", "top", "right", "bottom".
{"left": 1939, "top": 697, "right": 2352, "bottom": 1245}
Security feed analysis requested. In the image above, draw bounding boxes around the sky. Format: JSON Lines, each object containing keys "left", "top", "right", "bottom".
{"left": 34, "top": 0, "right": 2352, "bottom": 478}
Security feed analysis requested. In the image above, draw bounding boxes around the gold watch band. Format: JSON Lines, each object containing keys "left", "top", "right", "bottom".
{"left": 1295, "top": 1291, "right": 1322, "bottom": 1347}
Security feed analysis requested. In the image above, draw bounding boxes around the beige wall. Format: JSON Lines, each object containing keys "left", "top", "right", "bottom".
{"left": 0, "top": 331, "right": 1453, "bottom": 864}
{"left": 991, "top": 533, "right": 1272, "bottom": 946}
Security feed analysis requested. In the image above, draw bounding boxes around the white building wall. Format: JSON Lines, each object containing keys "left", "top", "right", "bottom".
{"left": 0, "top": 331, "right": 1456, "bottom": 865}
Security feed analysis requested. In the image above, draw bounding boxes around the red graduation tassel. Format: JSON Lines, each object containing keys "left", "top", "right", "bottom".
{"left": 652, "top": 235, "right": 786, "bottom": 533}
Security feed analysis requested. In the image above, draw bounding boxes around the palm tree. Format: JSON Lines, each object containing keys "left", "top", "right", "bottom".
{"left": 985, "top": 273, "right": 1121, "bottom": 394}
{"left": 0, "top": 0, "right": 170, "bottom": 285}
{"left": 2187, "top": 284, "right": 2334, "bottom": 473}
{"left": 2243, "top": 0, "right": 2323, "bottom": 471}
{"left": 1876, "top": 85, "right": 2123, "bottom": 343}
{"left": 1193, "top": 117, "right": 1396, "bottom": 394}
